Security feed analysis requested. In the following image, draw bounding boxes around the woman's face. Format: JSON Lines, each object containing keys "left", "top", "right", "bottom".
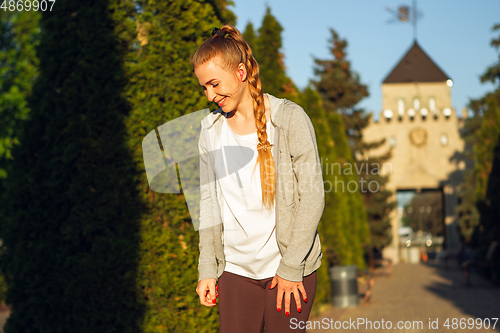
{"left": 194, "top": 58, "right": 247, "bottom": 112}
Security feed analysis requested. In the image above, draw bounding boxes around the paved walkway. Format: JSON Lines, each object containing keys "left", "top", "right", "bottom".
{"left": 307, "top": 261, "right": 500, "bottom": 333}
{"left": 0, "top": 262, "right": 498, "bottom": 332}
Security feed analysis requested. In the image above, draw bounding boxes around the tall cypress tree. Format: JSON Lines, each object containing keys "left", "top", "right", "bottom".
{"left": 0, "top": 0, "right": 146, "bottom": 331}
{"left": 474, "top": 96, "right": 500, "bottom": 234}
{"left": 0, "top": 10, "right": 40, "bottom": 187}
{"left": 473, "top": 96, "right": 500, "bottom": 284}
{"left": 242, "top": 21, "right": 257, "bottom": 52}
{"left": 254, "top": 6, "right": 298, "bottom": 100}
{"left": 116, "top": 1, "right": 234, "bottom": 332}
{"left": 456, "top": 89, "right": 495, "bottom": 245}
{"left": 480, "top": 24, "right": 500, "bottom": 86}
{"left": 300, "top": 85, "right": 370, "bottom": 305}
{"left": 456, "top": 23, "right": 500, "bottom": 284}
{"left": 0, "top": 9, "right": 41, "bottom": 304}
{"left": 457, "top": 23, "right": 500, "bottom": 246}
{"left": 359, "top": 140, "right": 395, "bottom": 250}
{"left": 313, "top": 28, "right": 394, "bottom": 252}
{"left": 457, "top": 91, "right": 499, "bottom": 244}
{"left": 313, "top": 29, "right": 368, "bottom": 113}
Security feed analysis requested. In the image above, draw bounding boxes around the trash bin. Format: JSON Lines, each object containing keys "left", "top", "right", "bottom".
{"left": 329, "top": 265, "right": 359, "bottom": 308}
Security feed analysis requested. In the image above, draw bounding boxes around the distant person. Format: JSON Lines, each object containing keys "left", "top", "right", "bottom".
{"left": 191, "top": 25, "right": 325, "bottom": 333}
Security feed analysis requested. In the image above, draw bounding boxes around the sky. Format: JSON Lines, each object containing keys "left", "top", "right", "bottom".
{"left": 229, "top": 0, "right": 500, "bottom": 120}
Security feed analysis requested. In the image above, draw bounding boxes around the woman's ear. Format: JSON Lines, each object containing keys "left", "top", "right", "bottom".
{"left": 237, "top": 63, "right": 247, "bottom": 82}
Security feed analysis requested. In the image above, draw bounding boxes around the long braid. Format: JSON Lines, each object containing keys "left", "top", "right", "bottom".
{"left": 192, "top": 25, "right": 276, "bottom": 210}
{"left": 243, "top": 44, "right": 276, "bottom": 210}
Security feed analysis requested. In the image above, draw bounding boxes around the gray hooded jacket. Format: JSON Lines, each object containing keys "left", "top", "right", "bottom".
{"left": 197, "top": 93, "right": 324, "bottom": 282}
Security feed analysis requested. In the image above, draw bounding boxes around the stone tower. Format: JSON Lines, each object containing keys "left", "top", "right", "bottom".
{"left": 363, "top": 41, "right": 465, "bottom": 263}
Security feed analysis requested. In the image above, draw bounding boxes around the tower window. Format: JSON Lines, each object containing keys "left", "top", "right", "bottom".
{"left": 429, "top": 97, "right": 436, "bottom": 112}
{"left": 389, "top": 136, "right": 397, "bottom": 147}
{"left": 413, "top": 98, "right": 420, "bottom": 111}
{"left": 440, "top": 134, "right": 448, "bottom": 146}
{"left": 398, "top": 98, "right": 405, "bottom": 116}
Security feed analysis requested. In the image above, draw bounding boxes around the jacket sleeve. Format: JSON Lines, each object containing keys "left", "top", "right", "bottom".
{"left": 197, "top": 126, "right": 218, "bottom": 281}
{"left": 275, "top": 105, "right": 325, "bottom": 282}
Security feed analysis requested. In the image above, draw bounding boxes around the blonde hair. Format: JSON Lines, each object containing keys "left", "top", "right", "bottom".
{"left": 191, "top": 25, "right": 276, "bottom": 210}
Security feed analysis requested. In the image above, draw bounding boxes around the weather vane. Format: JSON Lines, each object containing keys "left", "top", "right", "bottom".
{"left": 385, "top": 0, "right": 422, "bottom": 40}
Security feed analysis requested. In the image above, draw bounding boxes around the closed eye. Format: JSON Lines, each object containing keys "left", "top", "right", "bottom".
{"left": 200, "top": 83, "right": 219, "bottom": 90}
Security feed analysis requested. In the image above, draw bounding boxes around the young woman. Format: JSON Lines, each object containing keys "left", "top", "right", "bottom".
{"left": 192, "top": 25, "right": 325, "bottom": 333}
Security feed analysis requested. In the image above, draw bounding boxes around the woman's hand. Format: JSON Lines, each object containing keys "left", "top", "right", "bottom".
{"left": 196, "top": 278, "right": 218, "bottom": 307}
{"left": 269, "top": 274, "right": 307, "bottom": 316}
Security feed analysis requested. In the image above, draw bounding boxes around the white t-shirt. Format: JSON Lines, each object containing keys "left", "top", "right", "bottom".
{"left": 214, "top": 113, "right": 281, "bottom": 279}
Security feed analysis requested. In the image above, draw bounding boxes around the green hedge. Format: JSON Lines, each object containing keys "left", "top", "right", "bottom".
{"left": 0, "top": 1, "right": 148, "bottom": 331}
{"left": 114, "top": 1, "right": 234, "bottom": 332}
{"left": 0, "top": 8, "right": 41, "bottom": 307}
{"left": 299, "top": 86, "right": 370, "bottom": 306}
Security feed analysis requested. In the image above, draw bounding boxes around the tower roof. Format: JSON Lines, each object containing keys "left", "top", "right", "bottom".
{"left": 383, "top": 41, "right": 450, "bottom": 84}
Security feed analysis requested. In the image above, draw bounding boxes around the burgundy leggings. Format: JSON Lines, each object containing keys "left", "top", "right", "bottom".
{"left": 218, "top": 270, "right": 317, "bottom": 333}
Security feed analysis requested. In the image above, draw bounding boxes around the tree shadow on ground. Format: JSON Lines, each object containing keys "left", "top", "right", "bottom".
{"left": 424, "top": 260, "right": 500, "bottom": 331}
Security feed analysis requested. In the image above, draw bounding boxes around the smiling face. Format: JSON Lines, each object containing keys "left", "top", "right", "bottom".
{"left": 194, "top": 57, "right": 249, "bottom": 113}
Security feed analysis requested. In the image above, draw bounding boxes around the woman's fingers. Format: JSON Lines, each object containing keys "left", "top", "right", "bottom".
{"left": 276, "top": 284, "right": 283, "bottom": 312}
{"left": 196, "top": 278, "right": 217, "bottom": 307}
{"left": 294, "top": 283, "right": 305, "bottom": 313}
{"left": 284, "top": 290, "right": 292, "bottom": 316}
{"left": 207, "top": 281, "right": 216, "bottom": 305}
{"left": 298, "top": 282, "right": 307, "bottom": 304}
{"left": 274, "top": 275, "right": 306, "bottom": 315}
{"left": 269, "top": 275, "right": 278, "bottom": 290}
{"left": 196, "top": 281, "right": 205, "bottom": 305}
{"left": 197, "top": 281, "right": 209, "bottom": 306}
